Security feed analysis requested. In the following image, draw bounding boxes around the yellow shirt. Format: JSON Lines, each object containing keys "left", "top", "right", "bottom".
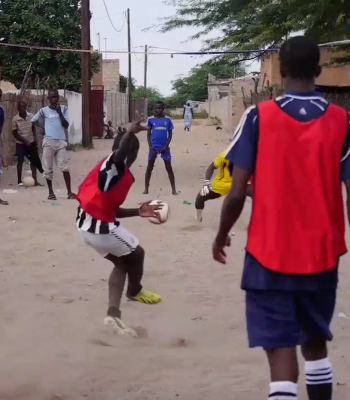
{"left": 211, "top": 151, "right": 232, "bottom": 196}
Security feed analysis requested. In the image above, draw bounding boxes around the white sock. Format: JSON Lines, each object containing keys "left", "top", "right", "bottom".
{"left": 269, "top": 381, "right": 298, "bottom": 400}
{"left": 195, "top": 209, "right": 203, "bottom": 221}
{"left": 305, "top": 358, "right": 332, "bottom": 400}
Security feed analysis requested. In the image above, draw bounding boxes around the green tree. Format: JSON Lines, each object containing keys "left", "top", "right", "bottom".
{"left": 0, "top": 0, "right": 100, "bottom": 91}
{"left": 119, "top": 74, "right": 136, "bottom": 93}
{"left": 167, "top": 59, "right": 246, "bottom": 107}
{"left": 160, "top": 0, "right": 350, "bottom": 60}
{"left": 132, "top": 86, "right": 164, "bottom": 115}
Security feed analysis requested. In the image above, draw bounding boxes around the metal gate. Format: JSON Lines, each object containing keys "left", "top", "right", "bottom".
{"left": 130, "top": 98, "right": 148, "bottom": 122}
{"left": 90, "top": 85, "right": 104, "bottom": 138}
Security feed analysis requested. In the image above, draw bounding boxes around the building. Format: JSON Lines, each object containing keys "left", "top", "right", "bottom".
{"left": 101, "top": 59, "right": 120, "bottom": 92}
{"left": 260, "top": 48, "right": 350, "bottom": 87}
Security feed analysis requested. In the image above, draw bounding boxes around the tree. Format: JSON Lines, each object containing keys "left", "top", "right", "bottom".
{"left": 160, "top": 0, "right": 350, "bottom": 61}
{"left": 167, "top": 59, "right": 246, "bottom": 107}
{"left": 0, "top": 0, "right": 100, "bottom": 91}
{"left": 119, "top": 74, "right": 136, "bottom": 93}
{"left": 132, "top": 86, "right": 164, "bottom": 115}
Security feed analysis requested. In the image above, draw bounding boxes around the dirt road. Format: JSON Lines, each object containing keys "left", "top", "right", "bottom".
{"left": 0, "top": 121, "right": 349, "bottom": 399}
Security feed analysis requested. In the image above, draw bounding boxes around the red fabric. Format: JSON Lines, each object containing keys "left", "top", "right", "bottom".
{"left": 247, "top": 100, "right": 348, "bottom": 274}
{"left": 76, "top": 159, "right": 134, "bottom": 222}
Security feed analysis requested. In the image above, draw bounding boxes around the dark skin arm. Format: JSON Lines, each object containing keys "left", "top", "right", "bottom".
{"left": 126, "top": 149, "right": 138, "bottom": 168}
{"left": 205, "top": 162, "right": 216, "bottom": 181}
{"left": 112, "top": 131, "right": 137, "bottom": 164}
{"left": 161, "top": 130, "right": 173, "bottom": 153}
{"left": 147, "top": 129, "right": 152, "bottom": 149}
{"left": 55, "top": 106, "right": 69, "bottom": 129}
{"left": 116, "top": 208, "right": 139, "bottom": 218}
{"left": 12, "top": 129, "right": 28, "bottom": 145}
{"left": 213, "top": 166, "right": 251, "bottom": 264}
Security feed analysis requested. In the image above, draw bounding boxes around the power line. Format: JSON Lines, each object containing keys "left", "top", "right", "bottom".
{"left": 102, "top": 0, "right": 126, "bottom": 33}
{"left": 0, "top": 39, "right": 347, "bottom": 55}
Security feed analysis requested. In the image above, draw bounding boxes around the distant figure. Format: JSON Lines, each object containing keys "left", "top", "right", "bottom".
{"left": 104, "top": 121, "right": 115, "bottom": 139}
{"left": 183, "top": 101, "right": 194, "bottom": 131}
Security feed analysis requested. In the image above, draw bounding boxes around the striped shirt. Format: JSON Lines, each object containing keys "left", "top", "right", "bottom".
{"left": 76, "top": 151, "right": 129, "bottom": 234}
{"left": 12, "top": 112, "right": 34, "bottom": 144}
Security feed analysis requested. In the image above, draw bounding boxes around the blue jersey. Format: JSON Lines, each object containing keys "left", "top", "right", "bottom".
{"left": 225, "top": 91, "right": 350, "bottom": 291}
{"left": 148, "top": 116, "right": 174, "bottom": 150}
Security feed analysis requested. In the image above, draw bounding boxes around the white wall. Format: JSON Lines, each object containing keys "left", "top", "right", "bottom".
{"left": 58, "top": 90, "right": 82, "bottom": 145}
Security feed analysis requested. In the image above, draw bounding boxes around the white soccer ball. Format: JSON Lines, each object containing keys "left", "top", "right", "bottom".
{"left": 22, "top": 176, "right": 35, "bottom": 188}
{"left": 148, "top": 200, "right": 169, "bottom": 224}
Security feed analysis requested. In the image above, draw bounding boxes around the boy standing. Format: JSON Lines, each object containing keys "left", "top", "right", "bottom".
{"left": 213, "top": 36, "right": 350, "bottom": 400}
{"left": 31, "top": 89, "right": 75, "bottom": 200}
{"left": 12, "top": 100, "right": 43, "bottom": 186}
{"left": 143, "top": 101, "right": 177, "bottom": 195}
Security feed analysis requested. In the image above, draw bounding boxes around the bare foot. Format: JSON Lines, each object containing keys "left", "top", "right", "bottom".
{"left": 143, "top": 189, "right": 149, "bottom": 195}
{"left": 0, "top": 199, "right": 9, "bottom": 205}
{"left": 35, "top": 182, "right": 44, "bottom": 187}
{"left": 172, "top": 190, "right": 178, "bottom": 195}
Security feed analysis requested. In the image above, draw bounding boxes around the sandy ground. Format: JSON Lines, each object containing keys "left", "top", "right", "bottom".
{"left": 0, "top": 120, "right": 350, "bottom": 400}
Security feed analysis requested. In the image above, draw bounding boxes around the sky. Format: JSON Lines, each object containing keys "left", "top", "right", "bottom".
{"left": 90, "top": 0, "right": 226, "bottom": 96}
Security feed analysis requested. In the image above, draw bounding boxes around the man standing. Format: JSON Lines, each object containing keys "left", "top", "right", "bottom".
{"left": 213, "top": 36, "right": 350, "bottom": 400}
{"left": 31, "top": 89, "right": 75, "bottom": 200}
{"left": 12, "top": 100, "right": 43, "bottom": 186}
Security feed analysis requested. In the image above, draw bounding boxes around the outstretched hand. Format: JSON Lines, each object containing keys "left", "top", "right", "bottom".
{"left": 126, "top": 115, "right": 148, "bottom": 135}
{"left": 139, "top": 200, "right": 162, "bottom": 220}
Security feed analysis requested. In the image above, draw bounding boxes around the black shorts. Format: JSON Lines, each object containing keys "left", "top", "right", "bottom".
{"left": 15, "top": 143, "right": 43, "bottom": 172}
{"left": 15, "top": 143, "right": 31, "bottom": 163}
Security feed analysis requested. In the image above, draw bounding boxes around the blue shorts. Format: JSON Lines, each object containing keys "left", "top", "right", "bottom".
{"left": 149, "top": 148, "right": 171, "bottom": 162}
{"left": 246, "top": 289, "right": 336, "bottom": 348}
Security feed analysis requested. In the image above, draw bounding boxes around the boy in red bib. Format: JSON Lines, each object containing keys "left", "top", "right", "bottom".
{"left": 213, "top": 36, "right": 350, "bottom": 400}
{"left": 76, "top": 118, "right": 162, "bottom": 337}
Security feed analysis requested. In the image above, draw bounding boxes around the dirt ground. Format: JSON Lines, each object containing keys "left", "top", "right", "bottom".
{"left": 0, "top": 120, "right": 350, "bottom": 400}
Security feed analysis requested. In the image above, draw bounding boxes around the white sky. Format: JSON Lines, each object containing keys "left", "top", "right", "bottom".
{"left": 90, "top": 0, "right": 228, "bottom": 95}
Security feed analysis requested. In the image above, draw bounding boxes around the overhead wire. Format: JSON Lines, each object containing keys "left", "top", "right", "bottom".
{"left": 0, "top": 39, "right": 347, "bottom": 56}
{"left": 102, "top": 0, "right": 126, "bottom": 33}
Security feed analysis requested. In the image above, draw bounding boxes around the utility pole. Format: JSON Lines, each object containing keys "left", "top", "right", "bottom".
{"left": 97, "top": 32, "right": 101, "bottom": 51}
{"left": 103, "top": 37, "right": 107, "bottom": 59}
{"left": 127, "top": 8, "right": 132, "bottom": 122}
{"left": 143, "top": 44, "right": 148, "bottom": 90}
{"left": 81, "top": 0, "right": 92, "bottom": 148}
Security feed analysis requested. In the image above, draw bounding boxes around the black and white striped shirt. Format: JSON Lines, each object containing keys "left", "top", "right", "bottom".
{"left": 76, "top": 151, "right": 130, "bottom": 234}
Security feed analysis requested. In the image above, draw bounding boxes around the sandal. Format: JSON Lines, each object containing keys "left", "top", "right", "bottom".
{"left": 68, "top": 193, "right": 76, "bottom": 200}
{"left": 48, "top": 193, "right": 57, "bottom": 200}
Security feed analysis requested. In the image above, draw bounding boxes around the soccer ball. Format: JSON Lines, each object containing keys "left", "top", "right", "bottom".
{"left": 22, "top": 176, "right": 35, "bottom": 188}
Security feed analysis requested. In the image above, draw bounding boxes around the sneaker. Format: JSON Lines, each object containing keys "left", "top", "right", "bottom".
{"left": 104, "top": 316, "right": 138, "bottom": 338}
{"left": 18, "top": 183, "right": 23, "bottom": 187}
{"left": 128, "top": 289, "right": 162, "bottom": 304}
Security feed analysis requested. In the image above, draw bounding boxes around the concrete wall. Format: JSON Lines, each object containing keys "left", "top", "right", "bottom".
{"left": 104, "top": 91, "right": 128, "bottom": 127}
{"left": 261, "top": 49, "right": 350, "bottom": 87}
{"left": 102, "top": 59, "right": 120, "bottom": 92}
